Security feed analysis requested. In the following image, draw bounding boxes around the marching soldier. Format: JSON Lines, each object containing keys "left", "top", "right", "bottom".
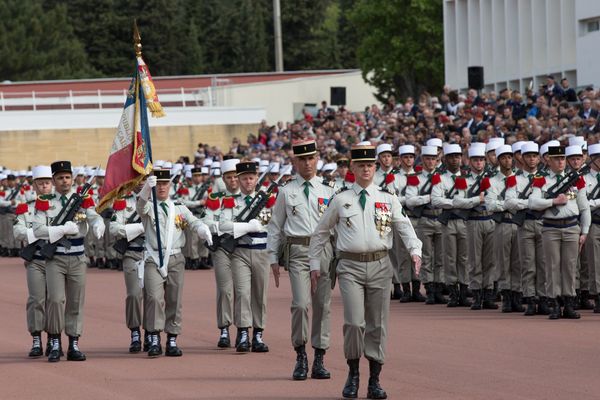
{"left": 405, "top": 145, "right": 446, "bottom": 304}
{"left": 309, "top": 144, "right": 422, "bottom": 400}
{"left": 431, "top": 144, "right": 476, "bottom": 307}
{"left": 0, "top": 173, "right": 23, "bottom": 257}
{"left": 505, "top": 142, "right": 550, "bottom": 315}
{"left": 137, "top": 170, "right": 213, "bottom": 357}
{"left": 218, "top": 161, "right": 272, "bottom": 353}
{"left": 179, "top": 167, "right": 211, "bottom": 270}
{"left": 109, "top": 186, "right": 147, "bottom": 352}
{"left": 485, "top": 145, "right": 523, "bottom": 313}
{"left": 203, "top": 159, "right": 240, "bottom": 347}
{"left": 583, "top": 143, "right": 600, "bottom": 311}
{"left": 529, "top": 146, "right": 591, "bottom": 319}
{"left": 32, "top": 161, "right": 105, "bottom": 362}
{"left": 13, "top": 165, "right": 54, "bottom": 357}
{"left": 334, "top": 156, "right": 351, "bottom": 190}
{"left": 268, "top": 140, "right": 335, "bottom": 381}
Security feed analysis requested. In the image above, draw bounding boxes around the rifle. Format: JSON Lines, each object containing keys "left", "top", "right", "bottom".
{"left": 188, "top": 181, "right": 211, "bottom": 217}
{"left": 588, "top": 176, "right": 600, "bottom": 219}
{"left": 113, "top": 210, "right": 141, "bottom": 255}
{"left": 39, "top": 172, "right": 97, "bottom": 260}
{"left": 218, "top": 175, "right": 283, "bottom": 254}
{"left": 411, "top": 166, "right": 443, "bottom": 218}
{"left": 0, "top": 182, "right": 24, "bottom": 214}
{"left": 533, "top": 164, "right": 591, "bottom": 218}
{"left": 491, "top": 183, "right": 512, "bottom": 223}
{"left": 437, "top": 176, "right": 471, "bottom": 225}
{"left": 255, "top": 164, "right": 273, "bottom": 192}
{"left": 512, "top": 174, "right": 538, "bottom": 226}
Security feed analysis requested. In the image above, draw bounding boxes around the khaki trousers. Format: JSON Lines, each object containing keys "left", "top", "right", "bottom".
{"left": 518, "top": 220, "right": 546, "bottom": 298}
{"left": 231, "top": 248, "right": 269, "bottom": 329}
{"left": 467, "top": 219, "right": 495, "bottom": 290}
{"left": 415, "top": 217, "right": 443, "bottom": 283}
{"left": 495, "top": 222, "right": 522, "bottom": 292}
{"left": 542, "top": 225, "right": 580, "bottom": 298}
{"left": 287, "top": 241, "right": 332, "bottom": 349}
{"left": 2, "top": 214, "right": 17, "bottom": 248}
{"left": 26, "top": 260, "right": 47, "bottom": 334}
{"left": 123, "top": 251, "right": 143, "bottom": 329}
{"left": 46, "top": 254, "right": 87, "bottom": 336}
{"left": 441, "top": 219, "right": 469, "bottom": 285}
{"left": 395, "top": 217, "right": 419, "bottom": 283}
{"left": 585, "top": 223, "right": 600, "bottom": 295}
{"left": 338, "top": 256, "right": 392, "bottom": 364}
{"left": 143, "top": 253, "right": 185, "bottom": 334}
{"left": 212, "top": 249, "right": 235, "bottom": 328}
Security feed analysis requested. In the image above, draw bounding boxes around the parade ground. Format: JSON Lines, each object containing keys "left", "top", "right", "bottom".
{"left": 0, "top": 257, "right": 598, "bottom": 400}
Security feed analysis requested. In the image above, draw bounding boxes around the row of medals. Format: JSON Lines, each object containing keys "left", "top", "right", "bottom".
{"left": 375, "top": 209, "right": 392, "bottom": 237}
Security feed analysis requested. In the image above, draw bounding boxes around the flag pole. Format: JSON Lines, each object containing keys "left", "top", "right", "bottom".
{"left": 134, "top": 20, "right": 164, "bottom": 270}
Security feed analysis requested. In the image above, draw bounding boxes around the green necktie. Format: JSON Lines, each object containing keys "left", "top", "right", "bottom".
{"left": 557, "top": 174, "right": 563, "bottom": 183}
{"left": 303, "top": 181, "right": 310, "bottom": 199}
{"left": 245, "top": 195, "right": 252, "bottom": 206}
{"left": 359, "top": 189, "right": 367, "bottom": 210}
{"left": 60, "top": 195, "right": 67, "bottom": 207}
{"left": 160, "top": 202, "right": 168, "bottom": 215}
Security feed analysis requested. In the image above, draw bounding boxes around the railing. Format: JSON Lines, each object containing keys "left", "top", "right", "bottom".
{"left": 0, "top": 86, "right": 229, "bottom": 111}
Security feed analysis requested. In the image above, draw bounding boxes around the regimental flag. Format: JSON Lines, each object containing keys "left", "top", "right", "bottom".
{"left": 97, "top": 55, "right": 165, "bottom": 212}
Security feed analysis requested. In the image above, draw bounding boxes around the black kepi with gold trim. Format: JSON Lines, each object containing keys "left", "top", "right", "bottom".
{"left": 292, "top": 140, "right": 317, "bottom": 157}
{"left": 51, "top": 161, "right": 72, "bottom": 175}
{"left": 236, "top": 161, "right": 258, "bottom": 176}
{"left": 153, "top": 169, "right": 171, "bottom": 181}
{"left": 351, "top": 145, "right": 377, "bottom": 162}
{"left": 191, "top": 167, "right": 202, "bottom": 175}
{"left": 547, "top": 146, "right": 565, "bottom": 157}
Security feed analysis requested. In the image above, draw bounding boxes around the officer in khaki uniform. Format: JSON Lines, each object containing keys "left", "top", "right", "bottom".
{"left": 309, "top": 145, "right": 422, "bottom": 400}
{"left": 583, "top": 143, "right": 600, "bottom": 311}
{"left": 431, "top": 144, "right": 477, "bottom": 307}
{"left": 13, "top": 165, "right": 54, "bottom": 357}
{"left": 218, "top": 161, "right": 271, "bottom": 353}
{"left": 529, "top": 146, "right": 591, "bottom": 319}
{"left": 505, "top": 142, "right": 549, "bottom": 315}
{"left": 405, "top": 145, "right": 446, "bottom": 304}
{"left": 32, "top": 161, "right": 105, "bottom": 362}
{"left": 137, "top": 170, "right": 212, "bottom": 357}
{"left": 203, "top": 159, "right": 240, "bottom": 347}
{"left": 268, "top": 140, "right": 335, "bottom": 381}
{"left": 109, "top": 189, "right": 146, "bottom": 352}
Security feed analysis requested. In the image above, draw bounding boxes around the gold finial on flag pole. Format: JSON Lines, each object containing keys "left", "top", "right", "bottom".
{"left": 133, "top": 19, "right": 142, "bottom": 57}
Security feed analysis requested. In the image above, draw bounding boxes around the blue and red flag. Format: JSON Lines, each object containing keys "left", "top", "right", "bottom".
{"left": 97, "top": 56, "right": 164, "bottom": 212}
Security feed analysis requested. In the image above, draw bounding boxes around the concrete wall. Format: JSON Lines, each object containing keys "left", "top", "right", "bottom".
{"left": 0, "top": 123, "right": 258, "bottom": 169}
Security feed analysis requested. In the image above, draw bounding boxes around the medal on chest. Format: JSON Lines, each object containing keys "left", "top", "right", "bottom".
{"left": 317, "top": 197, "right": 329, "bottom": 217}
{"left": 258, "top": 208, "right": 271, "bottom": 225}
{"left": 374, "top": 202, "right": 392, "bottom": 237}
{"left": 73, "top": 211, "right": 87, "bottom": 222}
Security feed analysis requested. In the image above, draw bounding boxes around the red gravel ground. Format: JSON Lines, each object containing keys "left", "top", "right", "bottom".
{"left": 1, "top": 256, "right": 598, "bottom": 400}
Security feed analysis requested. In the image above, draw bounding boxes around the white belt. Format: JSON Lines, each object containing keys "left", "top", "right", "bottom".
{"left": 56, "top": 245, "right": 85, "bottom": 254}
{"left": 148, "top": 248, "right": 181, "bottom": 256}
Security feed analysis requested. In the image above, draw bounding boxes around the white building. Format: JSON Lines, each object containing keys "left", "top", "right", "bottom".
{"left": 444, "top": 0, "right": 600, "bottom": 93}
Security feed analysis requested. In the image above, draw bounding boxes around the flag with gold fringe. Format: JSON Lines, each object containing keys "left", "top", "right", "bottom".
{"left": 97, "top": 52, "right": 165, "bottom": 212}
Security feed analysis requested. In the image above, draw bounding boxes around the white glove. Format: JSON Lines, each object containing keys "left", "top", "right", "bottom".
{"left": 48, "top": 226, "right": 66, "bottom": 243}
{"left": 248, "top": 219, "right": 264, "bottom": 232}
{"left": 504, "top": 198, "right": 517, "bottom": 210}
{"left": 94, "top": 223, "right": 105, "bottom": 239}
{"left": 63, "top": 221, "right": 79, "bottom": 235}
{"left": 139, "top": 176, "right": 157, "bottom": 201}
{"left": 125, "top": 223, "right": 145, "bottom": 241}
{"left": 196, "top": 224, "right": 212, "bottom": 245}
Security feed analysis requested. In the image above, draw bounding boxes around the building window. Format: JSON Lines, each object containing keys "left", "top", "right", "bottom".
{"left": 588, "top": 19, "right": 600, "bottom": 33}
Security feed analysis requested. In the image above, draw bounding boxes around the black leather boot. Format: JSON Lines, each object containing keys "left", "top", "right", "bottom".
{"left": 424, "top": 283, "right": 435, "bottom": 305}
{"left": 96, "top": 257, "right": 106, "bottom": 269}
{"left": 511, "top": 291, "right": 525, "bottom": 312}
{"left": 594, "top": 295, "right": 600, "bottom": 314}
{"left": 367, "top": 359, "right": 387, "bottom": 399}
{"left": 217, "top": 326, "right": 230, "bottom": 348}
{"left": 143, "top": 331, "right": 150, "bottom": 352}
{"left": 482, "top": 289, "right": 499, "bottom": 309}
{"left": 501, "top": 290, "right": 512, "bottom": 313}
{"left": 45, "top": 334, "right": 63, "bottom": 357}
{"left": 470, "top": 289, "right": 482, "bottom": 310}
{"left": 458, "top": 284, "right": 472, "bottom": 307}
{"left": 548, "top": 299, "right": 560, "bottom": 320}
{"left": 199, "top": 257, "right": 211, "bottom": 269}
{"left": 165, "top": 334, "right": 183, "bottom": 356}
{"left": 537, "top": 297, "right": 551, "bottom": 315}
{"left": 562, "top": 296, "right": 581, "bottom": 319}
{"left": 293, "top": 345, "right": 308, "bottom": 380}
{"left": 67, "top": 336, "right": 86, "bottom": 361}
{"left": 185, "top": 257, "right": 191, "bottom": 270}
{"left": 411, "top": 280, "right": 426, "bottom": 302}
{"left": 129, "top": 328, "right": 142, "bottom": 353}
{"left": 29, "top": 332, "right": 43, "bottom": 357}
{"left": 47, "top": 335, "right": 62, "bottom": 362}
{"left": 236, "top": 328, "right": 250, "bottom": 352}
{"left": 391, "top": 283, "right": 402, "bottom": 300}
{"left": 580, "top": 290, "right": 594, "bottom": 310}
{"left": 251, "top": 328, "right": 269, "bottom": 352}
{"left": 147, "top": 332, "right": 162, "bottom": 357}
{"left": 434, "top": 282, "right": 447, "bottom": 304}
{"left": 342, "top": 359, "right": 360, "bottom": 399}
{"left": 399, "top": 282, "right": 412, "bottom": 303}
{"left": 447, "top": 284, "right": 459, "bottom": 307}
{"left": 524, "top": 297, "right": 536, "bottom": 316}
{"left": 311, "top": 348, "right": 330, "bottom": 379}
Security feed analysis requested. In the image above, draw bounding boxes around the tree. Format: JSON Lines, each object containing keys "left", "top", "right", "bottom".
{"left": 0, "top": 0, "right": 97, "bottom": 81}
{"left": 348, "top": 0, "right": 444, "bottom": 101}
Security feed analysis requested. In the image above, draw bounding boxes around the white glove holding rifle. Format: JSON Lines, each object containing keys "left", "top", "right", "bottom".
{"left": 139, "top": 175, "right": 157, "bottom": 201}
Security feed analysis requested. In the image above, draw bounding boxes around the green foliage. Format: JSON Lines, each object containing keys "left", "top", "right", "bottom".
{"left": 349, "top": 0, "right": 444, "bottom": 100}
